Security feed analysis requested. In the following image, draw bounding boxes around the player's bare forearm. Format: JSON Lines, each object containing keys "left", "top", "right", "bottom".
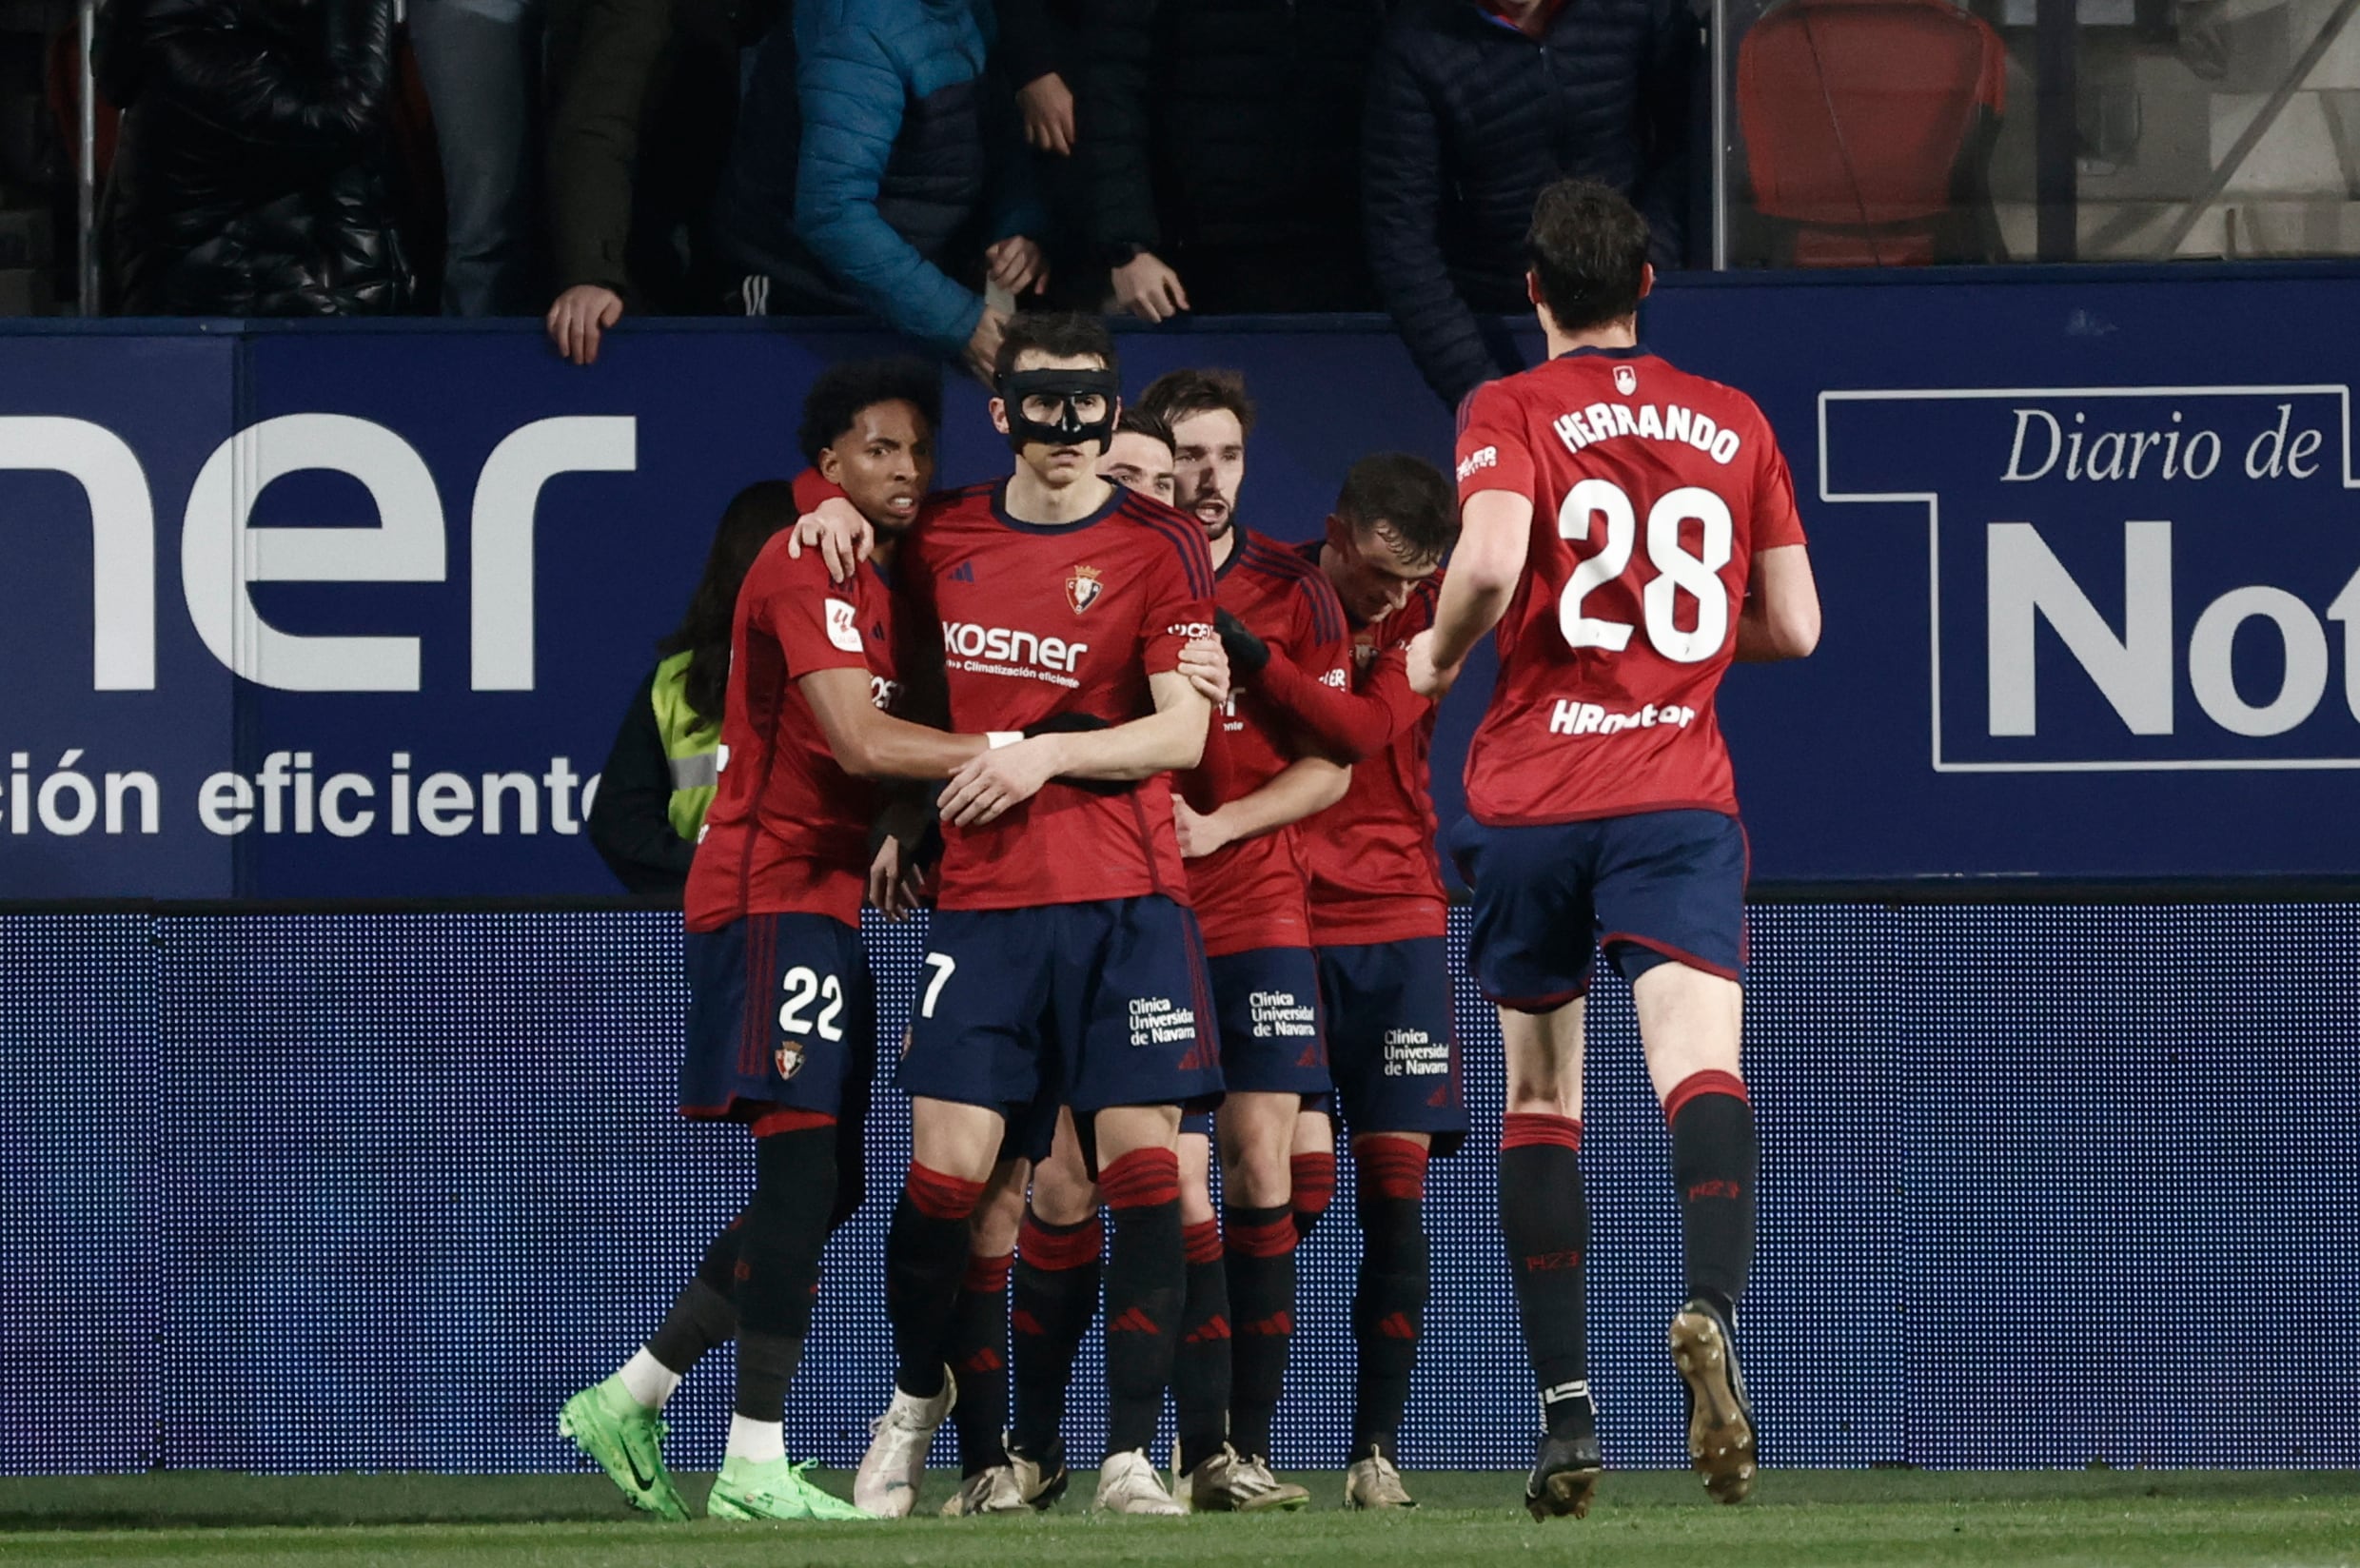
{"left": 1037, "top": 670, "right": 1210, "bottom": 780}
{"left": 801, "top": 667, "right": 987, "bottom": 779}
{"left": 1426, "top": 489, "right": 1534, "bottom": 673}
{"left": 1210, "top": 756, "right": 1351, "bottom": 845}
{"left": 1734, "top": 543, "right": 1822, "bottom": 662}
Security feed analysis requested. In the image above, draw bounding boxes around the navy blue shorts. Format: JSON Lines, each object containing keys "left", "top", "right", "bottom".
{"left": 681, "top": 912, "right": 875, "bottom": 1121}
{"left": 1447, "top": 810, "right": 1748, "bottom": 1012}
{"left": 901, "top": 894, "right": 1225, "bottom": 1126}
{"left": 1316, "top": 937, "right": 1466, "bottom": 1153}
{"left": 1206, "top": 946, "right": 1329, "bottom": 1097}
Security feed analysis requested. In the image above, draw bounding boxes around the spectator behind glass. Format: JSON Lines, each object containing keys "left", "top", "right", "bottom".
{"left": 587, "top": 357, "right": 940, "bottom": 899}
{"left": 1364, "top": 0, "right": 1697, "bottom": 408}
{"left": 96, "top": 0, "right": 413, "bottom": 315}
{"left": 543, "top": 0, "right": 782, "bottom": 364}
{"left": 1083, "top": 0, "right": 1386, "bottom": 323}
{"left": 706, "top": 0, "right": 1049, "bottom": 382}
{"left": 408, "top": 0, "right": 543, "bottom": 315}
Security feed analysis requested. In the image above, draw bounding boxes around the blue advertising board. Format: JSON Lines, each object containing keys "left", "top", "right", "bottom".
{"left": 4, "top": 270, "right": 2359, "bottom": 897}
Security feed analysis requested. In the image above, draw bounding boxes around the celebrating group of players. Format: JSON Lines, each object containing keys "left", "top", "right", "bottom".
{"left": 559, "top": 178, "right": 1821, "bottom": 1524}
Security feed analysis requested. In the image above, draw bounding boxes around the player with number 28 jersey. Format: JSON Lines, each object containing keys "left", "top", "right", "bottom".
{"left": 1452, "top": 345, "right": 1806, "bottom": 829}
{"left": 1412, "top": 178, "right": 1819, "bottom": 1526}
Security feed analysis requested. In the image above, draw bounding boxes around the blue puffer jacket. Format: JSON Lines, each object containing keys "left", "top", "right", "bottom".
{"left": 711, "top": 0, "right": 1043, "bottom": 357}
{"left": 1364, "top": 0, "right": 1698, "bottom": 408}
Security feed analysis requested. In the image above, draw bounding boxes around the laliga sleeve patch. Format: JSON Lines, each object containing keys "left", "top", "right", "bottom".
{"left": 826, "top": 598, "right": 864, "bottom": 653}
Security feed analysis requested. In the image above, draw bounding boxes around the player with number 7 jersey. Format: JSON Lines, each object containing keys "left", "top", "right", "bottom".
{"left": 1410, "top": 179, "right": 1819, "bottom": 1525}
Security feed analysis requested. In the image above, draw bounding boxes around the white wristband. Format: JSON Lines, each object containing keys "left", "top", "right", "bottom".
{"left": 988, "top": 731, "right": 1023, "bottom": 749}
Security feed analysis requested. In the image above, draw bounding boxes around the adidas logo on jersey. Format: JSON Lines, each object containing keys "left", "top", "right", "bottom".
{"left": 1548, "top": 699, "right": 1699, "bottom": 736}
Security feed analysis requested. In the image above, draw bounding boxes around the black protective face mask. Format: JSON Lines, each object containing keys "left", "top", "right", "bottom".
{"left": 998, "top": 367, "right": 1120, "bottom": 455}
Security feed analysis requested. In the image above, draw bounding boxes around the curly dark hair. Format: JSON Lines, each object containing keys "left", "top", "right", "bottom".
{"left": 796, "top": 357, "right": 941, "bottom": 465}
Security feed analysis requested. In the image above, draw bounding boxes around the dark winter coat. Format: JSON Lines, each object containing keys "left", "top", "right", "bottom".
{"left": 1083, "top": 0, "right": 1386, "bottom": 268}
{"left": 98, "top": 0, "right": 412, "bottom": 316}
{"left": 1364, "top": 0, "right": 1697, "bottom": 406}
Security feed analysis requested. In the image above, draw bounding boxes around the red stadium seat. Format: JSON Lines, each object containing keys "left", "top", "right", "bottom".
{"left": 1736, "top": 0, "right": 2008, "bottom": 266}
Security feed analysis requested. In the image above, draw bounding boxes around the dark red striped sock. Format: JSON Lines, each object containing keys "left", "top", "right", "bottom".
{"left": 1290, "top": 1150, "right": 1336, "bottom": 1240}
{"left": 949, "top": 1251, "right": 1012, "bottom": 1476}
{"left": 886, "top": 1163, "right": 985, "bottom": 1399}
{"left": 1100, "top": 1148, "right": 1183, "bottom": 1455}
{"left": 1350, "top": 1136, "right": 1429, "bottom": 1457}
{"left": 1225, "top": 1204, "right": 1297, "bottom": 1460}
{"left": 1499, "top": 1113, "right": 1591, "bottom": 1440}
{"left": 1012, "top": 1211, "right": 1102, "bottom": 1458}
{"left": 1172, "top": 1218, "right": 1230, "bottom": 1473}
{"left": 1665, "top": 1071, "right": 1756, "bottom": 1321}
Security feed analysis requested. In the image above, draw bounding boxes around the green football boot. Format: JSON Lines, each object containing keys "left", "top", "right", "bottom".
{"left": 708, "top": 1456, "right": 878, "bottom": 1522}
{"left": 558, "top": 1377, "right": 689, "bottom": 1521}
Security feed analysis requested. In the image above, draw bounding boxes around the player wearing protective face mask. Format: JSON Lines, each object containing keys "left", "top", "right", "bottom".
{"left": 849, "top": 314, "right": 1227, "bottom": 1520}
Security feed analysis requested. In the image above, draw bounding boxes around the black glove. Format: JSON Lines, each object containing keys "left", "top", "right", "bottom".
{"left": 1214, "top": 608, "right": 1269, "bottom": 681}
{"left": 1017, "top": 710, "right": 1128, "bottom": 794}
{"left": 1023, "top": 712, "right": 1112, "bottom": 737}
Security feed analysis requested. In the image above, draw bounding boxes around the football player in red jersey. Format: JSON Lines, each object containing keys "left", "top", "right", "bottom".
{"left": 1408, "top": 179, "right": 1821, "bottom": 1520}
{"left": 851, "top": 313, "right": 1224, "bottom": 1519}
{"left": 1111, "top": 367, "right": 1364, "bottom": 1513}
{"left": 562, "top": 360, "right": 1073, "bottom": 1524}
{"left": 1263, "top": 453, "right": 1464, "bottom": 1509}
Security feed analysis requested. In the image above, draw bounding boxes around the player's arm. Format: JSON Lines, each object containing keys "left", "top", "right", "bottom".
{"left": 938, "top": 670, "right": 1210, "bottom": 827}
{"left": 1735, "top": 544, "right": 1821, "bottom": 662}
{"left": 799, "top": 667, "right": 988, "bottom": 779}
{"left": 1411, "top": 489, "right": 1533, "bottom": 696}
{"left": 1174, "top": 755, "right": 1351, "bottom": 860}
{"left": 1250, "top": 644, "right": 1428, "bottom": 763}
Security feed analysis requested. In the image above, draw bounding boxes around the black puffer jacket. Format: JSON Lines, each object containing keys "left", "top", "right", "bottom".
{"left": 1084, "top": 0, "right": 1387, "bottom": 262}
{"left": 98, "top": 0, "right": 412, "bottom": 316}
{"left": 1365, "top": 0, "right": 1697, "bottom": 407}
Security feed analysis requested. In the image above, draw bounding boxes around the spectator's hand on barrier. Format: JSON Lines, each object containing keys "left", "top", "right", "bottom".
{"left": 1406, "top": 629, "right": 1457, "bottom": 700}
{"left": 964, "top": 303, "right": 1012, "bottom": 385}
{"left": 1112, "top": 251, "right": 1189, "bottom": 323}
{"left": 785, "top": 497, "right": 875, "bottom": 583}
{"left": 940, "top": 737, "right": 1064, "bottom": 827}
{"left": 987, "top": 237, "right": 1050, "bottom": 300}
{"left": 1171, "top": 797, "right": 1231, "bottom": 860}
{"left": 1179, "top": 635, "right": 1230, "bottom": 707}
{"left": 546, "top": 284, "right": 623, "bottom": 366}
{"left": 1017, "top": 71, "right": 1077, "bottom": 155}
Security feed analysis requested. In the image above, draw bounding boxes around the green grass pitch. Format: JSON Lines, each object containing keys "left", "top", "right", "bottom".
{"left": 5, "top": 1470, "right": 2356, "bottom": 1567}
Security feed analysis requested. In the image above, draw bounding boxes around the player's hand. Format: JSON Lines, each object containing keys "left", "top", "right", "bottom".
{"left": 940, "top": 736, "right": 1066, "bottom": 827}
{"left": 1016, "top": 70, "right": 1077, "bottom": 154}
{"left": 866, "top": 835, "right": 926, "bottom": 921}
{"left": 1179, "top": 635, "right": 1230, "bottom": 707}
{"left": 1171, "top": 797, "right": 1232, "bottom": 860}
{"left": 786, "top": 497, "right": 875, "bottom": 583}
{"left": 1111, "top": 251, "right": 1189, "bottom": 323}
{"left": 1213, "top": 609, "right": 1270, "bottom": 682}
{"left": 546, "top": 284, "right": 623, "bottom": 366}
{"left": 964, "top": 303, "right": 1012, "bottom": 385}
{"left": 1405, "top": 629, "right": 1459, "bottom": 699}
{"left": 987, "top": 236, "right": 1050, "bottom": 299}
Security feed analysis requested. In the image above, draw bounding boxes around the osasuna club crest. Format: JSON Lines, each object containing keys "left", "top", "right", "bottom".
{"left": 1066, "top": 564, "right": 1105, "bottom": 614}
{"left": 775, "top": 1044, "right": 805, "bottom": 1081}
{"left": 1615, "top": 364, "right": 1639, "bottom": 396}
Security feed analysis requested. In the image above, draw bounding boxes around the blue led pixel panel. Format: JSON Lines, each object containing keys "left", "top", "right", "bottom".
{"left": 1, "top": 905, "right": 2355, "bottom": 1475}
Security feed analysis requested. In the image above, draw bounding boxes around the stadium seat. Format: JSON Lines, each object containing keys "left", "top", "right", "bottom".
{"left": 1735, "top": 0, "right": 2009, "bottom": 266}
